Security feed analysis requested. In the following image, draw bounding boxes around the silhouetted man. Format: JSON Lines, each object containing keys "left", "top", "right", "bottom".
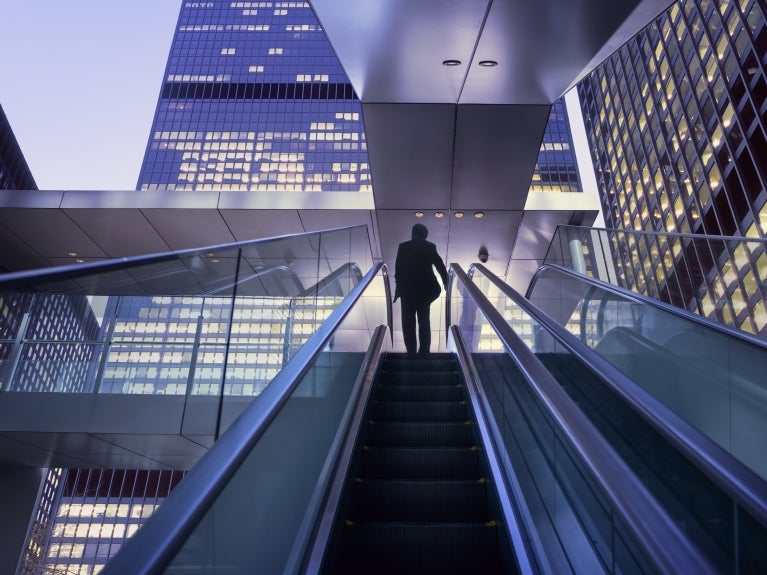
{"left": 393, "top": 223, "right": 449, "bottom": 354}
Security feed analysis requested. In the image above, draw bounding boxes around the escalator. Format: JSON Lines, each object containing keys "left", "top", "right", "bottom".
{"left": 458, "top": 262, "right": 767, "bottom": 575}
{"left": 45, "top": 233, "right": 754, "bottom": 573}
{"left": 320, "top": 353, "right": 512, "bottom": 574}
{"left": 100, "top": 256, "right": 739, "bottom": 574}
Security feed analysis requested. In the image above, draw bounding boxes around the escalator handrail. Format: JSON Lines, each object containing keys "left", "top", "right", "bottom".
{"left": 527, "top": 263, "right": 767, "bottom": 352}
{"left": 299, "top": 261, "right": 363, "bottom": 296}
{"left": 450, "top": 263, "right": 717, "bottom": 575}
{"left": 560, "top": 223, "right": 767, "bottom": 245}
{"left": 300, "top": 260, "right": 393, "bottom": 343}
{"left": 297, "top": 325, "right": 388, "bottom": 575}
{"left": 477, "top": 263, "right": 767, "bottom": 527}
{"left": 0, "top": 224, "right": 369, "bottom": 291}
{"left": 449, "top": 325, "right": 537, "bottom": 575}
{"left": 102, "top": 262, "right": 384, "bottom": 575}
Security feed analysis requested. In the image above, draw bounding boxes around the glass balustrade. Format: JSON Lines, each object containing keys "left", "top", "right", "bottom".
{"left": 528, "top": 264, "right": 767, "bottom": 485}
{"left": 0, "top": 226, "right": 374, "bottom": 399}
{"left": 545, "top": 225, "right": 767, "bottom": 338}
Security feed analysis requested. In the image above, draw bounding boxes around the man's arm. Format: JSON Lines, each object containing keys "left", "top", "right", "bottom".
{"left": 431, "top": 246, "right": 449, "bottom": 289}
{"left": 393, "top": 243, "right": 403, "bottom": 302}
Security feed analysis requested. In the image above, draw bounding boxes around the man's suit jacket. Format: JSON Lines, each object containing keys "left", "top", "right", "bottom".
{"left": 394, "top": 238, "right": 449, "bottom": 305}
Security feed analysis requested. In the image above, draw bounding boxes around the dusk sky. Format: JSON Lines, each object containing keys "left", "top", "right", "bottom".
{"left": 0, "top": 1, "right": 181, "bottom": 190}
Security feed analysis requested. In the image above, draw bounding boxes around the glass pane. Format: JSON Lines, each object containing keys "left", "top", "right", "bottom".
{"left": 162, "top": 273, "right": 385, "bottom": 573}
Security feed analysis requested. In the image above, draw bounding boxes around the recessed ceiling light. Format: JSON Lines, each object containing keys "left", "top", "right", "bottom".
{"left": 75, "top": 259, "right": 85, "bottom": 263}
{"left": 474, "top": 211, "right": 485, "bottom": 219}
{"left": 68, "top": 252, "right": 77, "bottom": 257}
{"left": 442, "top": 59, "right": 461, "bottom": 67}
{"left": 454, "top": 211, "right": 464, "bottom": 218}
{"left": 415, "top": 211, "right": 424, "bottom": 218}
{"left": 478, "top": 60, "right": 498, "bottom": 67}
{"left": 434, "top": 211, "right": 445, "bottom": 218}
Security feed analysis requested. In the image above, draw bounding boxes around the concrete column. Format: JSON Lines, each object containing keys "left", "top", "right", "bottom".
{"left": 567, "top": 229, "right": 588, "bottom": 275}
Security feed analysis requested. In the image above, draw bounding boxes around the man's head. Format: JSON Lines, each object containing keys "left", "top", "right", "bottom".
{"left": 411, "top": 223, "right": 429, "bottom": 240}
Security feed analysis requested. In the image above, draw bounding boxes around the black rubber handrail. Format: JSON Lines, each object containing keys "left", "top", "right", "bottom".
{"left": 449, "top": 263, "right": 717, "bottom": 574}
{"left": 476, "top": 262, "right": 767, "bottom": 527}
{"left": 101, "top": 262, "right": 384, "bottom": 575}
{"left": 527, "top": 263, "right": 767, "bottom": 352}
{"left": 300, "top": 261, "right": 363, "bottom": 296}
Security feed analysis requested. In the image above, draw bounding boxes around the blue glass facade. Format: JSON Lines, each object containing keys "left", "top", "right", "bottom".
{"left": 529, "top": 99, "right": 582, "bottom": 194}
{"left": 578, "top": 0, "right": 767, "bottom": 335}
{"left": 0, "top": 104, "right": 36, "bottom": 193}
{"left": 137, "top": 1, "right": 370, "bottom": 192}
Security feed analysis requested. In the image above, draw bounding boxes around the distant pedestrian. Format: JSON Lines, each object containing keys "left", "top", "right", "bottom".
{"left": 393, "top": 223, "right": 448, "bottom": 354}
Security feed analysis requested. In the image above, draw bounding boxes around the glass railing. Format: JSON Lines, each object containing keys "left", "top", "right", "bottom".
{"left": 0, "top": 226, "right": 375, "bottom": 401}
{"left": 447, "top": 263, "right": 715, "bottom": 574}
{"left": 475, "top": 262, "right": 767, "bottom": 574}
{"left": 544, "top": 225, "right": 767, "bottom": 338}
{"left": 102, "top": 263, "right": 390, "bottom": 574}
{"left": 528, "top": 264, "right": 767, "bottom": 484}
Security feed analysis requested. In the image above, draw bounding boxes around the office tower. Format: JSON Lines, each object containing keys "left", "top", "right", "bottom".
{"left": 137, "top": 0, "right": 370, "bottom": 192}
{"left": 578, "top": 0, "right": 767, "bottom": 335}
{"left": 0, "top": 104, "right": 36, "bottom": 193}
{"left": 24, "top": 2, "right": 368, "bottom": 573}
{"left": 530, "top": 99, "right": 582, "bottom": 194}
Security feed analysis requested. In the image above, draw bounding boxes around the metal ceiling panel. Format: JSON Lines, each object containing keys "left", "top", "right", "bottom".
{"left": 62, "top": 208, "right": 171, "bottom": 258}
{"left": 311, "top": 0, "right": 489, "bottom": 102}
{"left": 363, "top": 103, "right": 456, "bottom": 210}
{"left": 452, "top": 104, "right": 551, "bottom": 210}
{"left": 219, "top": 209, "right": 305, "bottom": 241}
{"left": 141, "top": 208, "right": 236, "bottom": 251}
{"left": 0, "top": 208, "right": 107, "bottom": 259}
{"left": 0, "top": 222, "right": 40, "bottom": 259}
{"left": 297, "top": 209, "right": 380, "bottom": 259}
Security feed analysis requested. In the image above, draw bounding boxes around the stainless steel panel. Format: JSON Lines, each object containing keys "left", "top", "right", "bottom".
{"left": 141, "top": 208, "right": 236, "bottom": 251}
{"left": 311, "top": 0, "right": 488, "bottom": 103}
{"left": 220, "top": 209, "right": 305, "bottom": 241}
{"left": 0, "top": 208, "right": 108, "bottom": 258}
{"left": 62, "top": 208, "right": 171, "bottom": 257}
{"left": 452, "top": 104, "right": 551, "bottom": 210}
{"left": 363, "top": 103, "right": 456, "bottom": 210}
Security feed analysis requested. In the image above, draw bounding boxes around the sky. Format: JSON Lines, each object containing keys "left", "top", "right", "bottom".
{"left": 0, "top": 1, "right": 181, "bottom": 190}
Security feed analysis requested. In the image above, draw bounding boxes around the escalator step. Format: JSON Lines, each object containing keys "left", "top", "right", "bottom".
{"left": 371, "top": 400, "right": 467, "bottom": 422}
{"left": 362, "top": 447, "right": 480, "bottom": 479}
{"left": 375, "top": 383, "right": 463, "bottom": 402}
{"left": 379, "top": 370, "right": 459, "bottom": 387}
{"left": 367, "top": 421, "right": 474, "bottom": 447}
{"left": 383, "top": 353, "right": 455, "bottom": 371}
{"left": 347, "top": 479, "right": 492, "bottom": 522}
{"left": 331, "top": 522, "right": 505, "bottom": 575}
